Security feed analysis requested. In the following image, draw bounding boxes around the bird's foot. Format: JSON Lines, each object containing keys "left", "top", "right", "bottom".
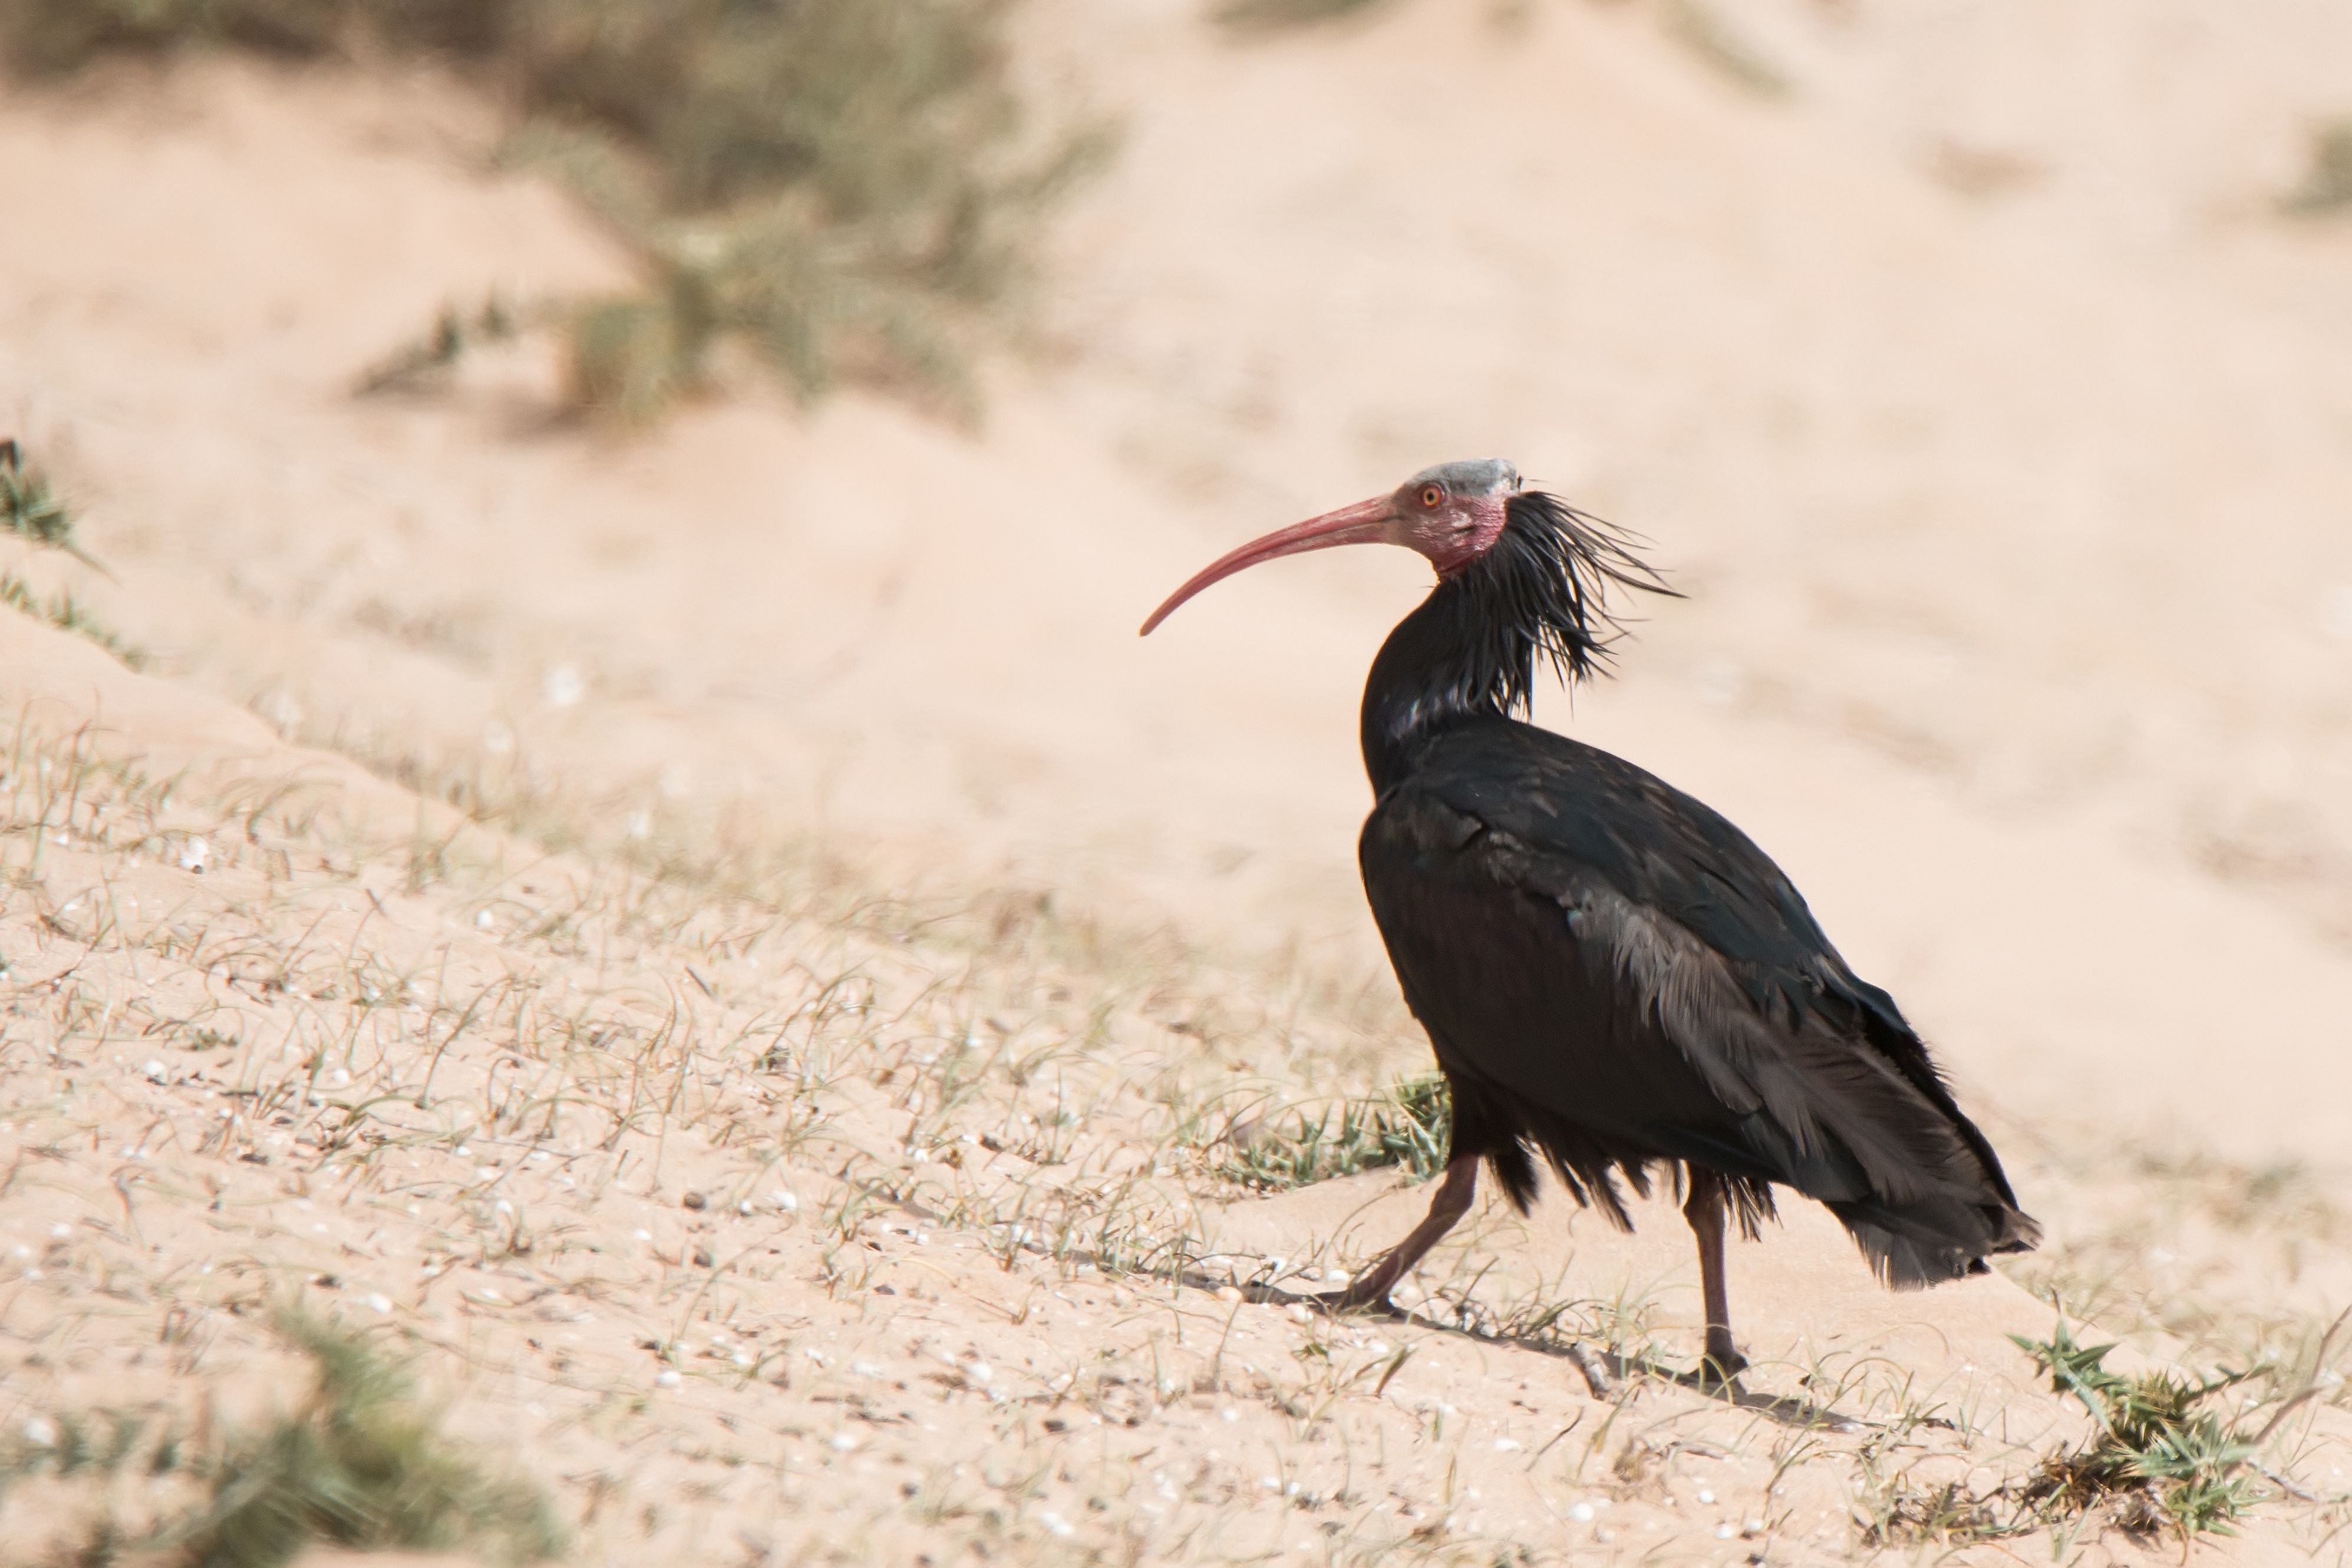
{"left": 1289, "top": 1256, "right": 1405, "bottom": 1315}
{"left": 1305, "top": 1279, "right": 1391, "bottom": 1315}
{"left": 1694, "top": 1339, "right": 1748, "bottom": 1392}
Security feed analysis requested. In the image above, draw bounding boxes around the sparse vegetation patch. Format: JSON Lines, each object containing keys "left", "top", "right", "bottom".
{"left": 0, "top": 440, "right": 140, "bottom": 665}
{"left": 2286, "top": 121, "right": 2352, "bottom": 214}
{"left": 1220, "top": 1072, "right": 1450, "bottom": 1191}
{"left": 1, "top": 1314, "right": 562, "bottom": 1567}
{"left": 4, "top": 2, "right": 1106, "bottom": 422}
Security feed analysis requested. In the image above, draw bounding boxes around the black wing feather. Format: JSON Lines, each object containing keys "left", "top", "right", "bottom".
{"left": 1360, "top": 717, "right": 2037, "bottom": 1286}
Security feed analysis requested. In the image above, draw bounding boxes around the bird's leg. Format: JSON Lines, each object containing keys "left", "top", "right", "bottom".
{"left": 1682, "top": 1167, "right": 1747, "bottom": 1387}
{"left": 1330, "top": 1156, "right": 1479, "bottom": 1310}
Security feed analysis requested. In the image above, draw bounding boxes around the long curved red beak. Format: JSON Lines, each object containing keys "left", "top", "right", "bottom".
{"left": 1139, "top": 496, "right": 1397, "bottom": 635}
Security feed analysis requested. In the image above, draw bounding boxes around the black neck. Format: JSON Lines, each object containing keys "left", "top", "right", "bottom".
{"left": 1359, "top": 579, "right": 1513, "bottom": 794}
{"left": 1357, "top": 491, "right": 1668, "bottom": 795}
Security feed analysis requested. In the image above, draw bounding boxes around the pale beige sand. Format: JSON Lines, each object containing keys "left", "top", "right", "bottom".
{"left": 4, "top": 4, "right": 2350, "bottom": 1561}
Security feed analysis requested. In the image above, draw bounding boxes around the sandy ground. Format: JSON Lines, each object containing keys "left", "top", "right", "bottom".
{"left": 4, "top": 2, "right": 2352, "bottom": 1562}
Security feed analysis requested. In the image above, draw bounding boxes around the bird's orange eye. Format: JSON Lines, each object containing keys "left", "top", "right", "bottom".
{"left": 1419, "top": 484, "right": 1444, "bottom": 509}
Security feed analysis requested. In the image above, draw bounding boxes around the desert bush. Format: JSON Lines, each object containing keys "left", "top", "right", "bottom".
{"left": 4, "top": 0, "right": 1105, "bottom": 421}
{"left": 2285, "top": 121, "right": 2352, "bottom": 214}
{"left": 0, "top": 1312, "right": 562, "bottom": 1567}
{"left": 2014, "top": 1321, "right": 2269, "bottom": 1538}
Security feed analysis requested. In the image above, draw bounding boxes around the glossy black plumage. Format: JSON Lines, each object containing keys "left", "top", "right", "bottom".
{"left": 1359, "top": 490, "right": 2038, "bottom": 1289}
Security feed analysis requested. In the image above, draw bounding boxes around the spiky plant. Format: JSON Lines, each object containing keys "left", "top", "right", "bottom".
{"left": 2015, "top": 1320, "right": 2267, "bottom": 1539}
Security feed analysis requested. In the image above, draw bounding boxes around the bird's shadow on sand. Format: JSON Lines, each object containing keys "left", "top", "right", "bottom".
{"left": 1195, "top": 1272, "right": 1864, "bottom": 1432}
{"left": 871, "top": 1195, "right": 1863, "bottom": 1431}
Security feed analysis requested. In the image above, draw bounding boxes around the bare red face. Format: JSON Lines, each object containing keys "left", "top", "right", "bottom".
{"left": 1140, "top": 460, "right": 1519, "bottom": 635}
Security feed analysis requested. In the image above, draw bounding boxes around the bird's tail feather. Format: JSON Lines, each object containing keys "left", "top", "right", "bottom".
{"left": 1830, "top": 1197, "right": 2041, "bottom": 1289}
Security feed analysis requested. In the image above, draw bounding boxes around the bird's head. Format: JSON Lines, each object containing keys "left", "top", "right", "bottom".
{"left": 1140, "top": 459, "right": 1523, "bottom": 635}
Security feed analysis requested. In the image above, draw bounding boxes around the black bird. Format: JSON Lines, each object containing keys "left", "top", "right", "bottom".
{"left": 1141, "top": 459, "right": 2037, "bottom": 1380}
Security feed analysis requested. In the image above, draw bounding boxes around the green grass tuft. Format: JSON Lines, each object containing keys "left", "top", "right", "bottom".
{"left": 2, "top": 438, "right": 81, "bottom": 554}
{"left": 1221, "top": 1072, "right": 1450, "bottom": 1190}
{"left": 0, "top": 572, "right": 146, "bottom": 667}
{"left": 0, "top": 440, "right": 142, "bottom": 665}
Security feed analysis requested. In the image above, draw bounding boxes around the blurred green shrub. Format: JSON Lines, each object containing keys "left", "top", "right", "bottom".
{"left": 5, "top": 0, "right": 1107, "bottom": 422}
{"left": 1215, "top": 0, "right": 1391, "bottom": 30}
{"left": 2284, "top": 122, "right": 2352, "bottom": 216}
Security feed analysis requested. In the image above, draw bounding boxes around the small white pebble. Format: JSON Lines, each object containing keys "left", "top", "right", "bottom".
{"left": 22, "top": 1417, "right": 57, "bottom": 1447}
{"left": 851, "top": 1361, "right": 883, "bottom": 1378}
{"left": 1494, "top": 1438, "right": 1521, "bottom": 1452}
{"left": 655, "top": 1369, "right": 681, "bottom": 1389}
{"left": 177, "top": 837, "right": 210, "bottom": 873}
{"left": 1569, "top": 1503, "right": 1596, "bottom": 1523}
{"left": 48, "top": 1224, "right": 69, "bottom": 1239}
{"left": 366, "top": 1293, "right": 392, "bottom": 1314}
{"left": 634, "top": 1229, "right": 654, "bottom": 1242}
{"left": 1038, "top": 1510, "right": 1074, "bottom": 1538}
{"left": 1697, "top": 1489, "right": 1716, "bottom": 1504}
{"left": 1714, "top": 1523, "right": 1736, "bottom": 1540}
{"left": 773, "top": 1191, "right": 799, "bottom": 1212}
{"left": 475, "top": 910, "right": 494, "bottom": 930}
{"left": 141, "top": 1059, "right": 169, "bottom": 1083}
{"left": 1286, "top": 1303, "right": 1311, "bottom": 1325}
{"left": 962, "top": 1360, "right": 993, "bottom": 1385}
{"left": 1219, "top": 1407, "right": 1239, "bottom": 1423}
{"left": 1746, "top": 1517, "right": 1766, "bottom": 1533}
{"left": 829, "top": 1431, "right": 859, "bottom": 1452}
